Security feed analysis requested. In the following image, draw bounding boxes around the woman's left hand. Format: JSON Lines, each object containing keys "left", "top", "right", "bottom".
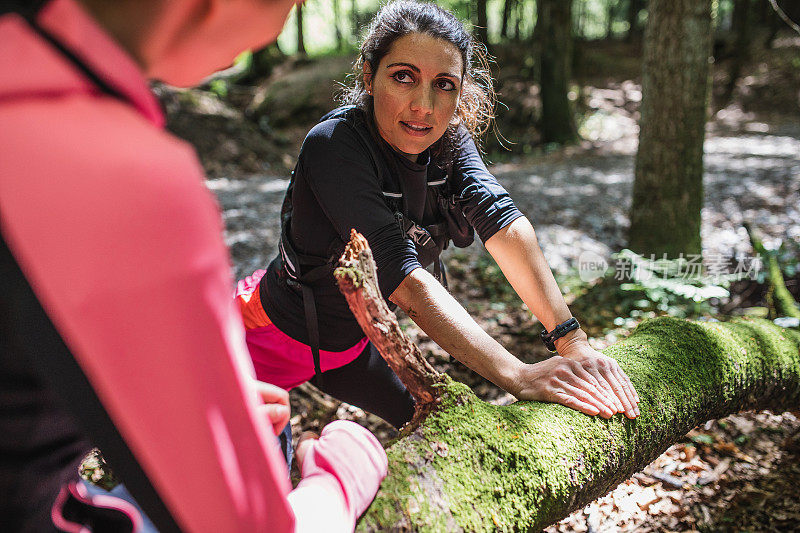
{"left": 254, "top": 380, "right": 291, "bottom": 435}
{"left": 556, "top": 339, "right": 640, "bottom": 419}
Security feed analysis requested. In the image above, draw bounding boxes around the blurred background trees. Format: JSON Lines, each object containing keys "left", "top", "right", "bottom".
{"left": 183, "top": 0, "right": 799, "bottom": 261}
{"left": 223, "top": 0, "right": 795, "bottom": 156}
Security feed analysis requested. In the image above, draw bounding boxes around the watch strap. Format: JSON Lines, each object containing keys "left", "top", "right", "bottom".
{"left": 541, "top": 317, "right": 580, "bottom": 353}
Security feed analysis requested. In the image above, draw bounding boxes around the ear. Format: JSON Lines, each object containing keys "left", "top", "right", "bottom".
{"left": 362, "top": 61, "right": 373, "bottom": 92}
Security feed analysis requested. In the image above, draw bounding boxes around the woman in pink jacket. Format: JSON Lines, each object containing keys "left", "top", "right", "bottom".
{"left": 0, "top": 0, "right": 386, "bottom": 531}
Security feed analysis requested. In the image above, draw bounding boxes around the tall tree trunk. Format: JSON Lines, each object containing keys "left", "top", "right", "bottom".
{"left": 722, "top": 0, "right": 753, "bottom": 105}
{"left": 606, "top": 0, "right": 618, "bottom": 39}
{"left": 628, "top": 0, "right": 712, "bottom": 258}
{"left": 351, "top": 0, "right": 359, "bottom": 42}
{"left": 332, "top": 233, "right": 800, "bottom": 532}
{"left": 536, "top": 0, "right": 578, "bottom": 145}
{"left": 332, "top": 0, "right": 344, "bottom": 51}
{"left": 500, "top": 0, "right": 515, "bottom": 40}
{"left": 474, "top": 0, "right": 489, "bottom": 45}
{"left": 625, "top": 0, "right": 645, "bottom": 42}
{"left": 296, "top": 3, "right": 306, "bottom": 57}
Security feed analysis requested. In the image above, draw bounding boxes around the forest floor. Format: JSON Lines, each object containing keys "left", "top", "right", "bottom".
{"left": 161, "top": 37, "right": 800, "bottom": 531}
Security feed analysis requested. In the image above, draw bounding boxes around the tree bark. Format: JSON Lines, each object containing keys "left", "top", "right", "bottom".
{"left": 722, "top": 0, "right": 753, "bottom": 106}
{"left": 334, "top": 231, "right": 446, "bottom": 421}
{"left": 628, "top": 0, "right": 712, "bottom": 258}
{"left": 351, "top": 0, "right": 359, "bottom": 42}
{"left": 625, "top": 0, "right": 645, "bottom": 43}
{"left": 296, "top": 3, "right": 306, "bottom": 57}
{"left": 334, "top": 232, "right": 800, "bottom": 532}
{"left": 473, "top": 0, "right": 489, "bottom": 45}
{"left": 500, "top": 0, "right": 515, "bottom": 40}
{"left": 513, "top": 0, "right": 522, "bottom": 41}
{"left": 536, "top": 0, "right": 578, "bottom": 145}
{"left": 332, "top": 0, "right": 344, "bottom": 51}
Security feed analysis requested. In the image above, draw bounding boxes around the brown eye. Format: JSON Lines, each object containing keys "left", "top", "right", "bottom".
{"left": 436, "top": 79, "right": 456, "bottom": 91}
{"left": 392, "top": 71, "right": 413, "bottom": 84}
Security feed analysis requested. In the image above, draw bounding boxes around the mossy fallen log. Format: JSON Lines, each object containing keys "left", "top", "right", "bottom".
{"left": 358, "top": 318, "right": 800, "bottom": 531}
{"left": 333, "top": 232, "right": 800, "bottom": 532}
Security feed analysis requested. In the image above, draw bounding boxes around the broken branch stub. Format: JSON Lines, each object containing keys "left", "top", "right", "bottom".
{"left": 334, "top": 229, "right": 446, "bottom": 408}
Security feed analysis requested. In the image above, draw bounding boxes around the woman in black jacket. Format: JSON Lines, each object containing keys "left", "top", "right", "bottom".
{"left": 238, "top": 1, "right": 640, "bottom": 451}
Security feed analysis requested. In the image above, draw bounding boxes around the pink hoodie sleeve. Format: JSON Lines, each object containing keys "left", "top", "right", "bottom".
{"left": 289, "top": 421, "right": 388, "bottom": 532}
{"left": 0, "top": 89, "right": 384, "bottom": 531}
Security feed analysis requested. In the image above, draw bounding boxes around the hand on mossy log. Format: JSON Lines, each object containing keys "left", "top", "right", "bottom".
{"left": 332, "top": 231, "right": 800, "bottom": 532}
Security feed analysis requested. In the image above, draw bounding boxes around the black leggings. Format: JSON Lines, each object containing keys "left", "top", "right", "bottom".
{"left": 311, "top": 341, "right": 415, "bottom": 429}
{"left": 278, "top": 341, "right": 415, "bottom": 467}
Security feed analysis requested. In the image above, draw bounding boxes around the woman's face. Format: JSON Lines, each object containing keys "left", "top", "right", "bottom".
{"left": 365, "top": 32, "right": 463, "bottom": 161}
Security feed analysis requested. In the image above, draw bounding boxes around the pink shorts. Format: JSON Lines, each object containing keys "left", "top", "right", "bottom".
{"left": 235, "top": 270, "right": 368, "bottom": 390}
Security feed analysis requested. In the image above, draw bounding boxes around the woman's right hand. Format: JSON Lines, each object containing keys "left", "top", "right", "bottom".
{"left": 510, "top": 356, "right": 630, "bottom": 419}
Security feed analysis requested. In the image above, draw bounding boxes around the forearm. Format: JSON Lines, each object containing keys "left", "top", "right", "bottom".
{"left": 485, "top": 216, "right": 588, "bottom": 352}
{"left": 389, "top": 267, "right": 525, "bottom": 394}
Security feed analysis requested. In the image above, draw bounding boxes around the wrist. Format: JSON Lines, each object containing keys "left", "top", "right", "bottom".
{"left": 553, "top": 328, "right": 590, "bottom": 356}
{"left": 500, "top": 358, "right": 527, "bottom": 398}
{"left": 541, "top": 317, "right": 580, "bottom": 352}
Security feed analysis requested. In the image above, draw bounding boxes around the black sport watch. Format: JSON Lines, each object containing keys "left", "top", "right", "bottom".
{"left": 540, "top": 317, "right": 580, "bottom": 353}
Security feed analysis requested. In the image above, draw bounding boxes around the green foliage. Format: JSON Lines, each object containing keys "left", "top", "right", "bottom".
{"left": 754, "top": 238, "right": 800, "bottom": 285}
{"left": 614, "top": 249, "right": 737, "bottom": 315}
{"left": 570, "top": 250, "right": 750, "bottom": 334}
{"left": 208, "top": 79, "right": 228, "bottom": 99}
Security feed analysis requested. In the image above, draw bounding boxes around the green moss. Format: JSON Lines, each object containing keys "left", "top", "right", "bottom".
{"left": 360, "top": 318, "right": 800, "bottom": 532}
{"left": 766, "top": 253, "right": 800, "bottom": 319}
{"left": 333, "top": 266, "right": 363, "bottom": 289}
{"left": 746, "top": 225, "right": 800, "bottom": 319}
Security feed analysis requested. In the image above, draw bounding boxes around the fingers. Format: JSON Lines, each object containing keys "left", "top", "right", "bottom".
{"left": 552, "top": 378, "right": 612, "bottom": 418}
{"left": 569, "top": 364, "right": 620, "bottom": 417}
{"left": 584, "top": 367, "right": 625, "bottom": 413}
{"left": 295, "top": 431, "right": 319, "bottom": 471}
{"left": 611, "top": 365, "right": 640, "bottom": 417}
{"left": 259, "top": 403, "right": 290, "bottom": 436}
{"left": 254, "top": 380, "right": 289, "bottom": 406}
{"left": 600, "top": 364, "right": 637, "bottom": 419}
{"left": 552, "top": 389, "right": 601, "bottom": 417}
{"left": 518, "top": 355, "right": 641, "bottom": 420}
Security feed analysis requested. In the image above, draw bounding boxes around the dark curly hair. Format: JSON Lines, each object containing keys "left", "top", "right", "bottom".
{"left": 341, "top": 0, "right": 496, "bottom": 162}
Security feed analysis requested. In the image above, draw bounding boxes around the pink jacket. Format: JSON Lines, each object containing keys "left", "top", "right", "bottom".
{"left": 0, "top": 1, "right": 386, "bottom": 531}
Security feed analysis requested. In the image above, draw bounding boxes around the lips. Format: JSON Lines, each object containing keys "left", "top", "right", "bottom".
{"left": 400, "top": 121, "right": 433, "bottom": 137}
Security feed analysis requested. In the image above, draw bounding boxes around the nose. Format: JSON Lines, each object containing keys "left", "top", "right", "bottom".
{"left": 409, "top": 85, "right": 434, "bottom": 115}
